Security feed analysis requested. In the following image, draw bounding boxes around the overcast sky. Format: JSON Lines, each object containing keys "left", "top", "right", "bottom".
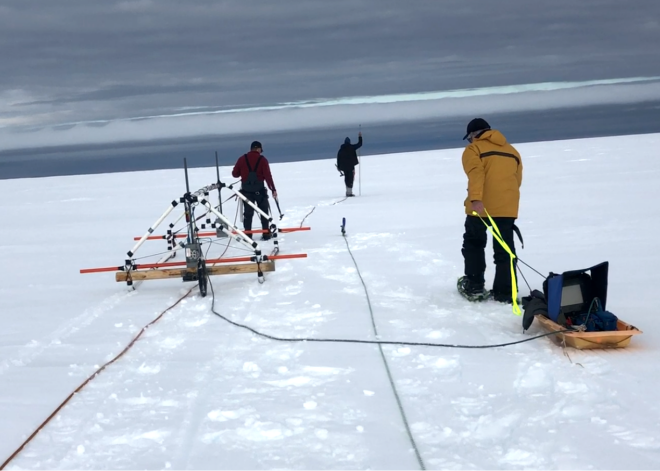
{"left": 1, "top": 0, "right": 660, "bottom": 131}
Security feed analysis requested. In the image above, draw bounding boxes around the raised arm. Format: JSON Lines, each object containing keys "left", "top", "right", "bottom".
{"left": 352, "top": 134, "right": 363, "bottom": 151}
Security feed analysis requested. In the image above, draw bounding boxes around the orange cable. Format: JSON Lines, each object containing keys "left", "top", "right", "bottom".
{"left": 0, "top": 286, "right": 195, "bottom": 470}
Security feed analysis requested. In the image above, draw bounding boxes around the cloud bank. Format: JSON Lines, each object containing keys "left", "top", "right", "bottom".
{"left": 2, "top": 0, "right": 660, "bottom": 142}
{"left": 1, "top": 78, "right": 659, "bottom": 151}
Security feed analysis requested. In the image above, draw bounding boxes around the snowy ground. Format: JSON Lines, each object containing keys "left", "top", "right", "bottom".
{"left": 1, "top": 133, "right": 659, "bottom": 470}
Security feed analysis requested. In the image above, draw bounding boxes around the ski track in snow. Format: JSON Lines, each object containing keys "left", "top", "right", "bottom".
{"left": 14, "top": 293, "right": 372, "bottom": 469}
{"left": 0, "top": 291, "right": 136, "bottom": 376}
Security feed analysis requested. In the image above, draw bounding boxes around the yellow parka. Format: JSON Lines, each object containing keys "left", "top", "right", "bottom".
{"left": 462, "top": 129, "right": 523, "bottom": 217}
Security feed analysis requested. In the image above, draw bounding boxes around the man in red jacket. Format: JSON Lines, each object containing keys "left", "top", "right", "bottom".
{"left": 232, "top": 141, "right": 278, "bottom": 240}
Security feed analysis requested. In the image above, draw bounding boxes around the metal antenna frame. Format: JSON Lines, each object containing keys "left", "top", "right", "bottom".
{"left": 182, "top": 158, "right": 208, "bottom": 295}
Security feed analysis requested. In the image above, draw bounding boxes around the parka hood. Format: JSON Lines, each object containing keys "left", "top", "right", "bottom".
{"left": 475, "top": 129, "right": 507, "bottom": 146}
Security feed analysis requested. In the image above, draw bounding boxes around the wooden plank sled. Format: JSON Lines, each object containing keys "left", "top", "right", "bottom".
{"left": 115, "top": 261, "right": 275, "bottom": 282}
{"left": 534, "top": 314, "right": 642, "bottom": 349}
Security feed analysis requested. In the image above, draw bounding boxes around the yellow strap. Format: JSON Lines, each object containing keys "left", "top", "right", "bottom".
{"left": 472, "top": 210, "right": 522, "bottom": 316}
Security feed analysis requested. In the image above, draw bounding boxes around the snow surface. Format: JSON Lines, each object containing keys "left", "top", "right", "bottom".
{"left": 1, "top": 133, "right": 660, "bottom": 469}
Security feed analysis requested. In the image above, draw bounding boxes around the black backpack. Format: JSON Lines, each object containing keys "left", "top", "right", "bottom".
{"left": 242, "top": 154, "right": 264, "bottom": 193}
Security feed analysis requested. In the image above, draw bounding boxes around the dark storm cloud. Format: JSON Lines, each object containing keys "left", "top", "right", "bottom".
{"left": 1, "top": 0, "right": 660, "bottom": 127}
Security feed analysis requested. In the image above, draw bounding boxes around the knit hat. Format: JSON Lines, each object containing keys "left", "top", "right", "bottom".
{"left": 344, "top": 137, "right": 351, "bottom": 144}
{"left": 250, "top": 141, "right": 263, "bottom": 150}
{"left": 462, "top": 118, "right": 491, "bottom": 140}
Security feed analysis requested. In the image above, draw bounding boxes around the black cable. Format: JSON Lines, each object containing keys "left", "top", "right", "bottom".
{"left": 341, "top": 230, "right": 425, "bottom": 470}
{"left": 203, "top": 236, "right": 574, "bottom": 471}
{"left": 208, "top": 292, "right": 575, "bottom": 347}
{"left": 200, "top": 206, "right": 578, "bottom": 471}
{"left": 132, "top": 248, "right": 179, "bottom": 261}
{"left": 517, "top": 264, "right": 532, "bottom": 293}
{"left": 517, "top": 257, "right": 546, "bottom": 279}
{"left": 204, "top": 262, "right": 574, "bottom": 348}
{"left": 201, "top": 204, "right": 566, "bottom": 349}
{"left": 299, "top": 206, "right": 315, "bottom": 228}
{"left": 211, "top": 203, "right": 240, "bottom": 260}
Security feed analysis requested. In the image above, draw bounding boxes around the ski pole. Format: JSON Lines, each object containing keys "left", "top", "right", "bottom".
{"left": 358, "top": 124, "right": 362, "bottom": 196}
{"left": 215, "top": 151, "right": 223, "bottom": 214}
{"left": 273, "top": 195, "right": 284, "bottom": 220}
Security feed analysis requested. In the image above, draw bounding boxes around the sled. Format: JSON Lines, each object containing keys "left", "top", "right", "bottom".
{"left": 534, "top": 314, "right": 642, "bottom": 349}
{"left": 80, "top": 156, "right": 308, "bottom": 296}
{"left": 114, "top": 260, "right": 275, "bottom": 282}
{"left": 522, "top": 262, "right": 643, "bottom": 349}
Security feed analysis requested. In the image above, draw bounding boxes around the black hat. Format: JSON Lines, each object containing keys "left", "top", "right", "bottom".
{"left": 462, "top": 118, "right": 490, "bottom": 140}
{"left": 344, "top": 137, "right": 351, "bottom": 144}
{"left": 250, "top": 140, "right": 263, "bottom": 150}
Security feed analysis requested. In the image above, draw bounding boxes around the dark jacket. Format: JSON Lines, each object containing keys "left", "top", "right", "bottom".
{"left": 336, "top": 136, "right": 362, "bottom": 172}
{"left": 232, "top": 150, "right": 277, "bottom": 192}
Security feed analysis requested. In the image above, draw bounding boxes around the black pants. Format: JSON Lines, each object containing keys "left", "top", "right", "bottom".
{"left": 462, "top": 215, "right": 517, "bottom": 295}
{"left": 343, "top": 166, "right": 355, "bottom": 188}
{"left": 241, "top": 190, "right": 270, "bottom": 235}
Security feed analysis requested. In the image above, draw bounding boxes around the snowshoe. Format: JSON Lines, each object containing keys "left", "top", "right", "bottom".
{"left": 457, "top": 276, "right": 490, "bottom": 302}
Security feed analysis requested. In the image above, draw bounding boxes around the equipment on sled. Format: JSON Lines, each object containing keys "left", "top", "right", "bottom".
{"left": 522, "top": 262, "right": 642, "bottom": 349}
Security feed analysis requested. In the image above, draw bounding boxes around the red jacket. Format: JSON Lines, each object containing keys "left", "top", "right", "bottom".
{"left": 231, "top": 151, "right": 276, "bottom": 192}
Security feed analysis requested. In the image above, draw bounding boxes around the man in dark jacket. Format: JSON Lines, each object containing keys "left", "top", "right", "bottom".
{"left": 336, "top": 132, "right": 362, "bottom": 197}
{"left": 232, "top": 141, "right": 278, "bottom": 240}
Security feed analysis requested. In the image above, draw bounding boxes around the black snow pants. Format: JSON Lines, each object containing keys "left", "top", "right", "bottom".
{"left": 343, "top": 166, "right": 355, "bottom": 189}
{"left": 241, "top": 190, "right": 270, "bottom": 236}
{"left": 462, "top": 215, "right": 517, "bottom": 296}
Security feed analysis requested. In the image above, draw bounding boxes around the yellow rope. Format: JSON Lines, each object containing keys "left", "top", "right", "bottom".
{"left": 472, "top": 209, "right": 522, "bottom": 316}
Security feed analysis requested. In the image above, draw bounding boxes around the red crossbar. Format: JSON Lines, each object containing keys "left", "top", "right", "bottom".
{"left": 133, "top": 227, "right": 311, "bottom": 241}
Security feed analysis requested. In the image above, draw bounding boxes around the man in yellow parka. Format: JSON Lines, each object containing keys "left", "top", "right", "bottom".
{"left": 459, "top": 118, "right": 523, "bottom": 303}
